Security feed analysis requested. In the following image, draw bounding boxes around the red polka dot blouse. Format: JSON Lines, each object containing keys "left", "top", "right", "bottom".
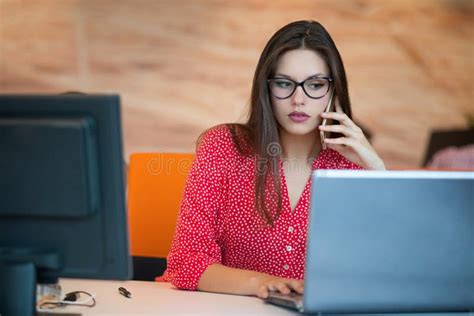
{"left": 157, "top": 125, "right": 362, "bottom": 290}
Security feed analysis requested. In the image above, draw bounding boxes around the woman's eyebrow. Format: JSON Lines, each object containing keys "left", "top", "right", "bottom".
{"left": 273, "top": 73, "right": 326, "bottom": 80}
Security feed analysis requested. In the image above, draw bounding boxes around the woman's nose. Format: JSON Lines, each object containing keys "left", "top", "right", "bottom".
{"left": 292, "top": 86, "right": 305, "bottom": 105}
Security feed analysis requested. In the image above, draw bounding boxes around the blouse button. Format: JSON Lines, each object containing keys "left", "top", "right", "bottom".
{"left": 286, "top": 245, "right": 292, "bottom": 252}
{"left": 288, "top": 226, "right": 294, "bottom": 233}
{"left": 283, "top": 264, "right": 289, "bottom": 270}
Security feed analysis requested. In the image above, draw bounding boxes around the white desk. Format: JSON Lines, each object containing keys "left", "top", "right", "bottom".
{"left": 50, "top": 278, "right": 297, "bottom": 315}
{"left": 43, "top": 279, "right": 473, "bottom": 316}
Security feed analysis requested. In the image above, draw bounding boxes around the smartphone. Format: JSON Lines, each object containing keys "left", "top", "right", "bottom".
{"left": 320, "top": 89, "right": 335, "bottom": 150}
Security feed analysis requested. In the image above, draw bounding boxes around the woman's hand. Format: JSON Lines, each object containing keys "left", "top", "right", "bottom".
{"left": 318, "top": 101, "right": 385, "bottom": 170}
{"left": 254, "top": 275, "right": 304, "bottom": 299}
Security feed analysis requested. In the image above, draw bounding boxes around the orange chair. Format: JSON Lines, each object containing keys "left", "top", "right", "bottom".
{"left": 127, "top": 152, "right": 194, "bottom": 280}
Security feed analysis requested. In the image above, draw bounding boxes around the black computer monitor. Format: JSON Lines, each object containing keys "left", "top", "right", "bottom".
{"left": 0, "top": 94, "right": 131, "bottom": 316}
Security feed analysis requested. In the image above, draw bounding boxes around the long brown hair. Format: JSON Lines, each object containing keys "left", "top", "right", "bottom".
{"left": 229, "top": 20, "right": 352, "bottom": 226}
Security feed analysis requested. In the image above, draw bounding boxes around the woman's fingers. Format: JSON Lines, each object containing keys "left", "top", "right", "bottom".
{"left": 266, "top": 284, "right": 277, "bottom": 292}
{"left": 257, "top": 285, "right": 269, "bottom": 298}
{"left": 288, "top": 279, "right": 304, "bottom": 294}
{"left": 319, "top": 124, "right": 362, "bottom": 139}
{"left": 323, "top": 136, "right": 355, "bottom": 147}
{"left": 278, "top": 283, "right": 292, "bottom": 294}
{"left": 318, "top": 103, "right": 386, "bottom": 170}
{"left": 257, "top": 278, "right": 304, "bottom": 298}
{"left": 320, "top": 111, "right": 360, "bottom": 130}
{"left": 272, "top": 279, "right": 303, "bottom": 295}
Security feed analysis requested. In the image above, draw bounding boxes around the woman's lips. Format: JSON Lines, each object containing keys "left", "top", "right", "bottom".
{"left": 288, "top": 111, "right": 310, "bottom": 123}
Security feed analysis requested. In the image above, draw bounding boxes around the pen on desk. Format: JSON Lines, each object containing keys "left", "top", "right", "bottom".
{"left": 118, "top": 286, "right": 132, "bottom": 298}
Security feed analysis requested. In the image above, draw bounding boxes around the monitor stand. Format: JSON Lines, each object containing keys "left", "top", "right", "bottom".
{"left": 0, "top": 248, "right": 61, "bottom": 316}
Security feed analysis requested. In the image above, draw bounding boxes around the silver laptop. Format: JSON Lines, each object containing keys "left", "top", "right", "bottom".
{"left": 266, "top": 170, "right": 474, "bottom": 313}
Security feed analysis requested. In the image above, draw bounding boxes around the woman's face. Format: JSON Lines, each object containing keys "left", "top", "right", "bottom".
{"left": 270, "top": 49, "right": 332, "bottom": 138}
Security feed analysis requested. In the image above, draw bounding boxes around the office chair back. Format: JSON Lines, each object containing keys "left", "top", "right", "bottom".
{"left": 127, "top": 152, "right": 194, "bottom": 280}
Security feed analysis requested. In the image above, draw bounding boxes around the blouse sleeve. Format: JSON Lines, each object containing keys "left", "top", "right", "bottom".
{"left": 161, "top": 126, "right": 232, "bottom": 290}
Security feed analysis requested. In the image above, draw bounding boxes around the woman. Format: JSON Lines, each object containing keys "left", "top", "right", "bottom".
{"left": 158, "top": 20, "right": 385, "bottom": 299}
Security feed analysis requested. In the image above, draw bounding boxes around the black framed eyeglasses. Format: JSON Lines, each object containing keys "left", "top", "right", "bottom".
{"left": 267, "top": 76, "right": 333, "bottom": 99}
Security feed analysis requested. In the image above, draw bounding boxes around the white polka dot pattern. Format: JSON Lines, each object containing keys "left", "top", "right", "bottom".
{"left": 157, "top": 124, "right": 362, "bottom": 290}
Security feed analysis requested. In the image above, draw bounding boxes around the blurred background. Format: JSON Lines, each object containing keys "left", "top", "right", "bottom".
{"left": 1, "top": 0, "right": 473, "bottom": 168}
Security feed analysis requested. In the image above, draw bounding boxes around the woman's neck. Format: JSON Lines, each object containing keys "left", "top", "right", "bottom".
{"left": 279, "top": 130, "right": 321, "bottom": 162}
